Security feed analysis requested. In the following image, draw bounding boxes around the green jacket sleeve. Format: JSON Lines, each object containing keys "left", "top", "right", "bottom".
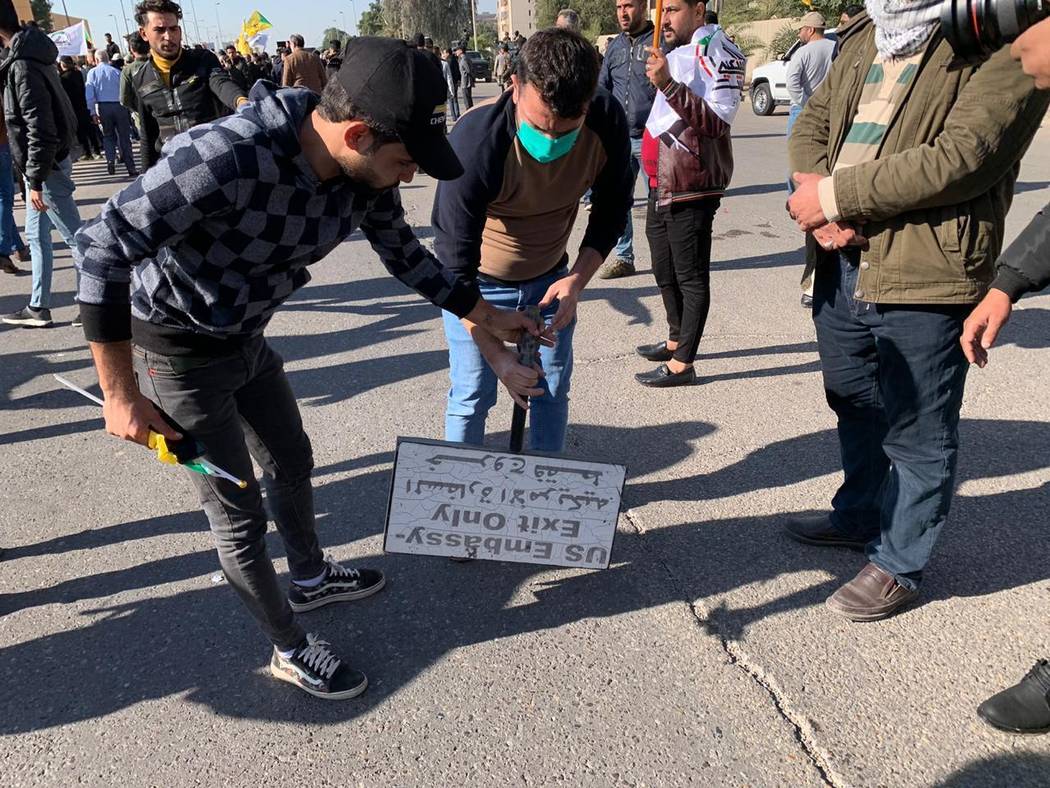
{"left": 787, "top": 57, "right": 833, "bottom": 178}
{"left": 831, "top": 47, "right": 1050, "bottom": 223}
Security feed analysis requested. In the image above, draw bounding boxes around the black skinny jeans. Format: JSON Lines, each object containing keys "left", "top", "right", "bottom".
{"left": 645, "top": 195, "right": 720, "bottom": 364}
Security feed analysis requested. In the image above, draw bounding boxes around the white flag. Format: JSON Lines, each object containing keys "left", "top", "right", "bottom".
{"left": 49, "top": 21, "right": 89, "bottom": 58}
{"left": 645, "top": 25, "right": 747, "bottom": 148}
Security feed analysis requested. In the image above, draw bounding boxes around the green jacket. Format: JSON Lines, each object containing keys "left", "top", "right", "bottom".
{"left": 789, "top": 15, "right": 1049, "bottom": 304}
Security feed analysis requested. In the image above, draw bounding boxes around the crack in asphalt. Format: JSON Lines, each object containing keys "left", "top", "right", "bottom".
{"left": 620, "top": 508, "right": 842, "bottom": 788}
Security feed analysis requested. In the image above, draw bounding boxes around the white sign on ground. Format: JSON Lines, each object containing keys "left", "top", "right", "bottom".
{"left": 384, "top": 438, "right": 626, "bottom": 569}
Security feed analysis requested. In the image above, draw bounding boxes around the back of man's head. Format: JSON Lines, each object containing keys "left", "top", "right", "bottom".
{"left": 130, "top": 35, "right": 150, "bottom": 56}
{"left": 290, "top": 33, "right": 304, "bottom": 49}
{"left": 555, "top": 9, "right": 581, "bottom": 33}
{"left": 0, "top": 0, "right": 19, "bottom": 37}
{"left": 842, "top": 4, "right": 864, "bottom": 21}
{"left": 516, "top": 28, "right": 598, "bottom": 118}
{"left": 97, "top": 49, "right": 111, "bottom": 63}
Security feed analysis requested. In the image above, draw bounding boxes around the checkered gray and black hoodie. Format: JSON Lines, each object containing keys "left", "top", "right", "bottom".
{"left": 75, "top": 82, "right": 480, "bottom": 354}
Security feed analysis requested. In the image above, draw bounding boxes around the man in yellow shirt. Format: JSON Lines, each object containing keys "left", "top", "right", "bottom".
{"left": 129, "top": 0, "right": 246, "bottom": 171}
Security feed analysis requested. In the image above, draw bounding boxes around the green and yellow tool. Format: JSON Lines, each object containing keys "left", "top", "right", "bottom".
{"left": 53, "top": 374, "right": 248, "bottom": 488}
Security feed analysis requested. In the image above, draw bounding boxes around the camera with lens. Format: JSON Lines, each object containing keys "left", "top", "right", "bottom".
{"left": 940, "top": 0, "right": 1049, "bottom": 64}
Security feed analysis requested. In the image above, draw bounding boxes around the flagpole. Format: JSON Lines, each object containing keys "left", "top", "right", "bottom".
{"left": 116, "top": 0, "right": 132, "bottom": 38}
{"left": 188, "top": 0, "right": 203, "bottom": 44}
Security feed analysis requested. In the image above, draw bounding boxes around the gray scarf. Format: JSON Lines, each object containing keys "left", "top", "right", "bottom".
{"left": 865, "top": 0, "right": 941, "bottom": 59}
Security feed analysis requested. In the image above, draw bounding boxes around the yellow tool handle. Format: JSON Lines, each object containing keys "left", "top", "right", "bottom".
{"left": 147, "top": 431, "right": 180, "bottom": 466}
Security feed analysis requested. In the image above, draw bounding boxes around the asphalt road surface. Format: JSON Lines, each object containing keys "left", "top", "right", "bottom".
{"left": 2, "top": 83, "right": 1049, "bottom": 787}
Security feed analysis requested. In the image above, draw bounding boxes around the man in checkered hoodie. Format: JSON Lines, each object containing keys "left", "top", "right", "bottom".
{"left": 74, "top": 38, "right": 544, "bottom": 701}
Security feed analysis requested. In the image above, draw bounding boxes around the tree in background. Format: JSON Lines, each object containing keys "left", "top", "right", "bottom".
{"left": 30, "top": 0, "right": 54, "bottom": 32}
{"left": 358, "top": 0, "right": 387, "bottom": 35}
{"left": 321, "top": 26, "right": 352, "bottom": 51}
{"left": 535, "top": 0, "right": 617, "bottom": 41}
{"left": 372, "top": 0, "right": 473, "bottom": 47}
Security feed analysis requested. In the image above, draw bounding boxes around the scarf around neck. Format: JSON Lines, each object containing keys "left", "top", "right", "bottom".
{"left": 865, "top": 0, "right": 941, "bottom": 59}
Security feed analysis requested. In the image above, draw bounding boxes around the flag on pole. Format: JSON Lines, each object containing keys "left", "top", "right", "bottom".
{"left": 236, "top": 10, "right": 273, "bottom": 55}
{"left": 49, "top": 21, "right": 89, "bottom": 58}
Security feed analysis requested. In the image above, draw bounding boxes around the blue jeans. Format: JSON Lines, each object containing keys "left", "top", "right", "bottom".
{"left": 98, "top": 102, "right": 135, "bottom": 171}
{"left": 443, "top": 267, "right": 576, "bottom": 453}
{"left": 612, "top": 136, "right": 643, "bottom": 263}
{"left": 26, "top": 157, "right": 82, "bottom": 309}
{"left": 813, "top": 253, "right": 970, "bottom": 591}
{"left": 786, "top": 104, "right": 803, "bottom": 194}
{"left": 0, "top": 143, "right": 25, "bottom": 256}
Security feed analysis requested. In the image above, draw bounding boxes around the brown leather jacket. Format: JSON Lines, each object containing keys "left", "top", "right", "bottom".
{"left": 642, "top": 79, "right": 734, "bottom": 207}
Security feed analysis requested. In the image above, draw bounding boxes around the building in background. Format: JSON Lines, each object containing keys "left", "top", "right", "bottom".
{"left": 496, "top": 0, "right": 536, "bottom": 40}
{"left": 14, "top": 1, "right": 89, "bottom": 40}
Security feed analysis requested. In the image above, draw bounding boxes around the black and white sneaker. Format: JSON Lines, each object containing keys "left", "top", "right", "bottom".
{"left": 2, "top": 305, "right": 52, "bottom": 327}
{"left": 287, "top": 556, "right": 386, "bottom": 612}
{"left": 270, "top": 633, "right": 368, "bottom": 700}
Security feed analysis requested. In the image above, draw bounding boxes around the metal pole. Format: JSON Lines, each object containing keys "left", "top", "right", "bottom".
{"left": 349, "top": 0, "right": 358, "bottom": 34}
{"left": 188, "top": 0, "right": 204, "bottom": 44}
{"left": 470, "top": 0, "right": 478, "bottom": 51}
{"left": 116, "top": 0, "right": 132, "bottom": 38}
{"left": 214, "top": 2, "right": 224, "bottom": 47}
{"left": 59, "top": 0, "right": 70, "bottom": 26}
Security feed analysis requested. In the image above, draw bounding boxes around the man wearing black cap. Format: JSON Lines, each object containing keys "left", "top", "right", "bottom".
{"left": 74, "top": 37, "right": 543, "bottom": 701}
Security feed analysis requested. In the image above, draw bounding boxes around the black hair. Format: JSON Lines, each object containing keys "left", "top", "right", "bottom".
{"left": 330, "top": 39, "right": 341, "bottom": 52}
{"left": 0, "top": 0, "right": 19, "bottom": 34}
{"left": 135, "top": 0, "right": 182, "bottom": 27}
{"left": 316, "top": 75, "right": 400, "bottom": 147}
{"left": 129, "top": 34, "right": 150, "bottom": 55}
{"left": 842, "top": 4, "right": 864, "bottom": 19}
{"left": 515, "top": 28, "right": 598, "bottom": 118}
{"left": 705, "top": 10, "right": 718, "bottom": 24}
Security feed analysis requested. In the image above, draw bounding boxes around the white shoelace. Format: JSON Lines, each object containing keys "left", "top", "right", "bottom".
{"left": 296, "top": 634, "right": 341, "bottom": 679}
{"left": 324, "top": 556, "right": 361, "bottom": 583}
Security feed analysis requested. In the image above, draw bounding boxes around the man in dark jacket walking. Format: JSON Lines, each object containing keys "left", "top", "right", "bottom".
{"left": 0, "top": 3, "right": 84, "bottom": 328}
{"left": 454, "top": 44, "right": 474, "bottom": 111}
{"left": 596, "top": 0, "right": 659, "bottom": 279}
{"left": 131, "top": 0, "right": 246, "bottom": 172}
{"left": 59, "top": 56, "right": 102, "bottom": 159}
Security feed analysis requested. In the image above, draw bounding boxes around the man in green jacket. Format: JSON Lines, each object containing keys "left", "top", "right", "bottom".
{"left": 783, "top": 6, "right": 1048, "bottom": 622}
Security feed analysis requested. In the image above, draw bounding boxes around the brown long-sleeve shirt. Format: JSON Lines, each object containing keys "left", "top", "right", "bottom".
{"left": 281, "top": 49, "right": 327, "bottom": 94}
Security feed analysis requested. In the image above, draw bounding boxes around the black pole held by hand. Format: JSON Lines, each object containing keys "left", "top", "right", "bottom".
{"left": 509, "top": 305, "right": 544, "bottom": 454}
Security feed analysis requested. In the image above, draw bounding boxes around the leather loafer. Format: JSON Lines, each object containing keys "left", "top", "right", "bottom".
{"left": 978, "top": 660, "right": 1050, "bottom": 734}
{"left": 826, "top": 563, "right": 919, "bottom": 622}
{"left": 784, "top": 513, "right": 869, "bottom": 551}
{"left": 635, "top": 364, "right": 696, "bottom": 387}
{"left": 636, "top": 341, "right": 674, "bottom": 362}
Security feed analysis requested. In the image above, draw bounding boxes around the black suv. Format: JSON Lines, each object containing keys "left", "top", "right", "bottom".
{"left": 464, "top": 50, "right": 492, "bottom": 82}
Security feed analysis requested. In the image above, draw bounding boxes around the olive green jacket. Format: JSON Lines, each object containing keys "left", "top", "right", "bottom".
{"left": 789, "top": 15, "right": 1050, "bottom": 304}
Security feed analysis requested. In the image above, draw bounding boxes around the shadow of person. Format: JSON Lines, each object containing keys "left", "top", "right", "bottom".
{"left": 2, "top": 419, "right": 1046, "bottom": 733}
{"left": 993, "top": 306, "right": 1050, "bottom": 352}
{"left": 933, "top": 753, "right": 1050, "bottom": 787}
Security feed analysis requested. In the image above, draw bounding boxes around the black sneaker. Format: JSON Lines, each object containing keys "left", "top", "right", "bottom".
{"left": 71, "top": 312, "right": 82, "bottom": 328}
{"left": 107, "top": 160, "right": 116, "bottom": 175}
{"left": 288, "top": 556, "right": 386, "bottom": 612}
{"left": 2, "top": 305, "right": 52, "bottom": 327}
{"left": 978, "top": 660, "right": 1050, "bottom": 734}
{"left": 270, "top": 633, "right": 368, "bottom": 700}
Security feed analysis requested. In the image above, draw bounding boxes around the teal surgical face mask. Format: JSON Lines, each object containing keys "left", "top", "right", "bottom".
{"left": 517, "top": 120, "right": 581, "bottom": 163}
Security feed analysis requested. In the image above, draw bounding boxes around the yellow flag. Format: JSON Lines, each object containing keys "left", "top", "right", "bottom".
{"left": 237, "top": 10, "right": 272, "bottom": 54}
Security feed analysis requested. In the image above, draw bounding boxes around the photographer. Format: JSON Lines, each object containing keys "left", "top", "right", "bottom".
{"left": 960, "top": 15, "right": 1050, "bottom": 737}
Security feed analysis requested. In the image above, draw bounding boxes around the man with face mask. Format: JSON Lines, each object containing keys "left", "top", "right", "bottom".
{"left": 432, "top": 28, "right": 633, "bottom": 453}
{"left": 786, "top": 4, "right": 1048, "bottom": 622}
{"left": 74, "top": 37, "right": 541, "bottom": 701}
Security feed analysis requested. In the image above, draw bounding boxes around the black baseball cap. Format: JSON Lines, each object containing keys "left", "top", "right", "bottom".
{"left": 337, "top": 37, "right": 461, "bottom": 180}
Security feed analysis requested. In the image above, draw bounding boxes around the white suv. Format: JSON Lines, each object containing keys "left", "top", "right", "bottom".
{"left": 749, "top": 32, "right": 836, "bottom": 116}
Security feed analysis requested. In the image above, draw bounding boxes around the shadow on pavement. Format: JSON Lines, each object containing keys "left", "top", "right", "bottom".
{"left": 1, "top": 416, "right": 1047, "bottom": 732}
{"left": 934, "top": 753, "right": 1050, "bottom": 788}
